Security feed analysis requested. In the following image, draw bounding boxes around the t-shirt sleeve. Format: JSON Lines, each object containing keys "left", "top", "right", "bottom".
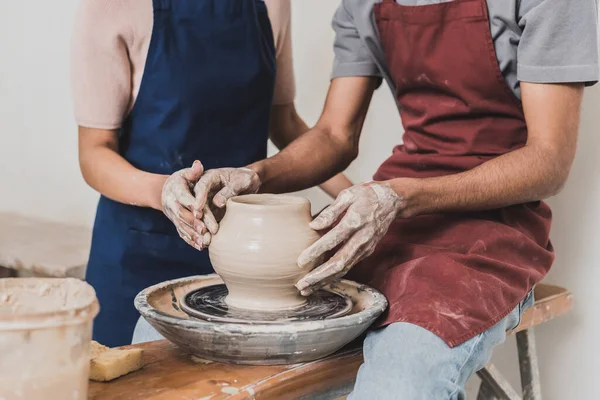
{"left": 331, "top": 0, "right": 381, "bottom": 79}
{"left": 71, "top": 0, "right": 132, "bottom": 129}
{"left": 265, "top": 0, "right": 296, "bottom": 105}
{"left": 517, "top": 0, "right": 599, "bottom": 86}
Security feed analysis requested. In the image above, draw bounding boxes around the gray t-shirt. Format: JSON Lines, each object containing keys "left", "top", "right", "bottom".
{"left": 332, "top": 0, "right": 599, "bottom": 99}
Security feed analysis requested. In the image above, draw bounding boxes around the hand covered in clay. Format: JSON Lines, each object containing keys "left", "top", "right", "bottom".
{"left": 193, "top": 167, "right": 261, "bottom": 248}
{"left": 296, "top": 182, "right": 403, "bottom": 296}
{"left": 162, "top": 160, "right": 210, "bottom": 250}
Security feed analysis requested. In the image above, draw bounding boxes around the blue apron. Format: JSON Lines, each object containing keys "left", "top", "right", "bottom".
{"left": 86, "top": 0, "right": 276, "bottom": 347}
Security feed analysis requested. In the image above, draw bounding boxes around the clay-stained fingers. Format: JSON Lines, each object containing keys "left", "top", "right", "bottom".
{"left": 212, "top": 185, "right": 238, "bottom": 208}
{"left": 175, "top": 188, "right": 197, "bottom": 212}
{"left": 310, "top": 191, "right": 353, "bottom": 230}
{"left": 202, "top": 232, "right": 212, "bottom": 247}
{"left": 174, "top": 203, "right": 196, "bottom": 229}
{"left": 193, "top": 171, "right": 223, "bottom": 217}
{"left": 203, "top": 205, "right": 219, "bottom": 235}
{"left": 162, "top": 163, "right": 202, "bottom": 213}
{"left": 296, "top": 233, "right": 368, "bottom": 295}
{"left": 181, "top": 160, "right": 204, "bottom": 182}
{"left": 298, "top": 271, "right": 347, "bottom": 297}
{"left": 176, "top": 224, "right": 203, "bottom": 251}
{"left": 194, "top": 232, "right": 213, "bottom": 250}
{"left": 297, "top": 216, "right": 356, "bottom": 268}
{"left": 194, "top": 219, "right": 207, "bottom": 235}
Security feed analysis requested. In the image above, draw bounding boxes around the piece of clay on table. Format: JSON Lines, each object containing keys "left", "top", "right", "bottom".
{"left": 89, "top": 341, "right": 145, "bottom": 382}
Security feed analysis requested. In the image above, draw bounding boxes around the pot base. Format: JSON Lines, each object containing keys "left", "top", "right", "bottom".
{"left": 180, "top": 284, "right": 353, "bottom": 324}
{"left": 224, "top": 293, "right": 308, "bottom": 312}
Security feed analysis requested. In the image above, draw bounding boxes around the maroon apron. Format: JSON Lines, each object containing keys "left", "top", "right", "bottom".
{"left": 346, "top": 0, "right": 554, "bottom": 347}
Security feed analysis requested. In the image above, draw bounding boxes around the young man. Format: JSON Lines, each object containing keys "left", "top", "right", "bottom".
{"left": 72, "top": 0, "right": 351, "bottom": 347}
{"left": 189, "top": 0, "right": 597, "bottom": 397}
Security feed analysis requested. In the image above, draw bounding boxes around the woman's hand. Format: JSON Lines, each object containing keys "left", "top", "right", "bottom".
{"left": 296, "top": 182, "right": 403, "bottom": 296}
{"left": 192, "top": 167, "right": 262, "bottom": 248}
{"left": 162, "top": 160, "right": 209, "bottom": 250}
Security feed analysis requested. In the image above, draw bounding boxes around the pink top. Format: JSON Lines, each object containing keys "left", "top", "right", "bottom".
{"left": 72, "top": 0, "right": 296, "bottom": 130}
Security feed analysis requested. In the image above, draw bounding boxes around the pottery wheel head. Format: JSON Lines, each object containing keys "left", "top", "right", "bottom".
{"left": 180, "top": 284, "right": 353, "bottom": 324}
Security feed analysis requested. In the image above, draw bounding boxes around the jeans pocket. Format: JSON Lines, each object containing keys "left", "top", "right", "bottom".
{"left": 510, "top": 290, "right": 535, "bottom": 331}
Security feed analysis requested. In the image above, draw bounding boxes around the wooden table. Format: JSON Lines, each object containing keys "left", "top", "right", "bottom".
{"left": 89, "top": 284, "right": 572, "bottom": 400}
{"left": 88, "top": 340, "right": 359, "bottom": 400}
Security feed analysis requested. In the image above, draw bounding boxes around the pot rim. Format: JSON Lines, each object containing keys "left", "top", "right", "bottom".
{"left": 135, "top": 274, "right": 388, "bottom": 334}
{"left": 0, "top": 278, "right": 99, "bottom": 331}
{"left": 227, "top": 194, "right": 310, "bottom": 211}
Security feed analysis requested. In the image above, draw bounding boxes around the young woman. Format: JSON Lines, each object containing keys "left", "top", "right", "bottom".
{"left": 72, "top": 0, "right": 352, "bottom": 347}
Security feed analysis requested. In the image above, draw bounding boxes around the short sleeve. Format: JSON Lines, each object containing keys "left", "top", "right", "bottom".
{"left": 331, "top": 1, "right": 381, "bottom": 79}
{"left": 265, "top": 0, "right": 296, "bottom": 105}
{"left": 71, "top": 0, "right": 132, "bottom": 129}
{"left": 517, "top": 0, "right": 599, "bottom": 86}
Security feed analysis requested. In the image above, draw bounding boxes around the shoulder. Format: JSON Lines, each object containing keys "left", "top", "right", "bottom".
{"left": 74, "top": 0, "right": 151, "bottom": 47}
{"left": 75, "top": 0, "right": 130, "bottom": 20}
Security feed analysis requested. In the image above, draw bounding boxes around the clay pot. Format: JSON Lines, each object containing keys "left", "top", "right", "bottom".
{"left": 209, "top": 194, "right": 320, "bottom": 311}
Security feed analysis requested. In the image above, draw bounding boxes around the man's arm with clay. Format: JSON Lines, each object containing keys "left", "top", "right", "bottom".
{"left": 269, "top": 103, "right": 354, "bottom": 198}
{"left": 193, "top": 79, "right": 583, "bottom": 294}
{"left": 192, "top": 76, "right": 379, "bottom": 237}
{"left": 295, "top": 81, "right": 583, "bottom": 295}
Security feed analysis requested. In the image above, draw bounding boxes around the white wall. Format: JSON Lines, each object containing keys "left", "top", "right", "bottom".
{"left": 0, "top": 0, "right": 598, "bottom": 398}
{"left": 0, "top": 0, "right": 97, "bottom": 226}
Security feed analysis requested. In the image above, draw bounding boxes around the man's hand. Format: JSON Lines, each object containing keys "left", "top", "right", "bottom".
{"left": 296, "top": 182, "right": 403, "bottom": 296}
{"left": 162, "top": 160, "right": 209, "bottom": 250}
{"left": 193, "top": 167, "right": 261, "bottom": 248}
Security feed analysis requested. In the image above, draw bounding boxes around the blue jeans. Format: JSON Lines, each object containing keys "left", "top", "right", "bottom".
{"left": 348, "top": 291, "right": 534, "bottom": 400}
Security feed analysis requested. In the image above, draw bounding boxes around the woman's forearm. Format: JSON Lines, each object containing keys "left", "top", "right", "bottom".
{"left": 318, "top": 174, "right": 355, "bottom": 198}
{"left": 78, "top": 127, "right": 167, "bottom": 210}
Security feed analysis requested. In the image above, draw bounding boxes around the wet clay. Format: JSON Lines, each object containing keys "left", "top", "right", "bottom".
{"left": 180, "top": 283, "right": 353, "bottom": 323}
{"left": 134, "top": 274, "right": 388, "bottom": 365}
{"left": 209, "top": 194, "right": 320, "bottom": 311}
{"left": 0, "top": 278, "right": 98, "bottom": 400}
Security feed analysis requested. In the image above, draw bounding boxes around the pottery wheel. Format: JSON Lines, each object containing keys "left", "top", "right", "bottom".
{"left": 180, "top": 284, "right": 353, "bottom": 324}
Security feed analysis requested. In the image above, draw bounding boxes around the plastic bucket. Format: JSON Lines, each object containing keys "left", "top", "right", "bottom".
{"left": 0, "top": 278, "right": 99, "bottom": 400}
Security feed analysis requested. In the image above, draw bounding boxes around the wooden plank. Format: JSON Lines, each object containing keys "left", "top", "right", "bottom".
{"left": 511, "top": 284, "right": 572, "bottom": 333}
{"left": 516, "top": 329, "right": 542, "bottom": 400}
{"left": 476, "top": 364, "right": 522, "bottom": 400}
{"left": 88, "top": 341, "right": 363, "bottom": 400}
{"left": 477, "top": 380, "right": 501, "bottom": 400}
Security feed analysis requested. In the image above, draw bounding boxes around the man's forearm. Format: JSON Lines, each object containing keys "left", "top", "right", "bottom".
{"left": 250, "top": 124, "right": 357, "bottom": 194}
{"left": 391, "top": 144, "right": 571, "bottom": 217}
{"left": 269, "top": 103, "right": 353, "bottom": 197}
{"left": 253, "top": 77, "right": 377, "bottom": 194}
{"left": 391, "top": 82, "right": 582, "bottom": 217}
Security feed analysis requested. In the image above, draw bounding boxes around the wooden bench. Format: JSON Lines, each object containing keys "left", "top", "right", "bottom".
{"left": 0, "top": 213, "right": 91, "bottom": 279}
{"left": 88, "top": 283, "right": 572, "bottom": 400}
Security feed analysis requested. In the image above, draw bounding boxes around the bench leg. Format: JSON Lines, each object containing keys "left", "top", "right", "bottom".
{"left": 477, "top": 380, "right": 501, "bottom": 400}
{"left": 516, "top": 329, "right": 542, "bottom": 400}
{"left": 476, "top": 364, "right": 522, "bottom": 400}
